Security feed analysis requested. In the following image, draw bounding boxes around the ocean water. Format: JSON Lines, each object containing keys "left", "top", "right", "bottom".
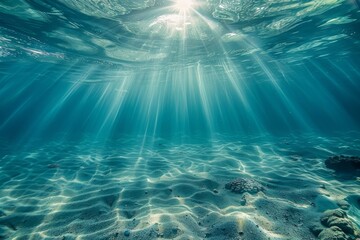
{"left": 1, "top": 1, "right": 360, "bottom": 239}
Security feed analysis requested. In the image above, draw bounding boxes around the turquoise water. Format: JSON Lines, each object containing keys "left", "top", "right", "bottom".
{"left": 1, "top": 1, "right": 360, "bottom": 239}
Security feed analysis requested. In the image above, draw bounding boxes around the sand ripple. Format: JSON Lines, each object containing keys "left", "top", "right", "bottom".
{"left": 0, "top": 133, "right": 359, "bottom": 239}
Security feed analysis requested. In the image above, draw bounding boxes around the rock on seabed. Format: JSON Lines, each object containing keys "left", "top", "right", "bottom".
{"left": 325, "top": 155, "right": 360, "bottom": 172}
{"left": 317, "top": 209, "right": 360, "bottom": 240}
{"left": 225, "top": 178, "right": 264, "bottom": 194}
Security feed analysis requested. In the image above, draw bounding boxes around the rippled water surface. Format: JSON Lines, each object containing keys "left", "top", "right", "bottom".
{"left": 1, "top": 0, "right": 360, "bottom": 240}
{"left": 1, "top": 0, "right": 360, "bottom": 66}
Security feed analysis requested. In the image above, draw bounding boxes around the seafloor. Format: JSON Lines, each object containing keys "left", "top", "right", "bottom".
{"left": 0, "top": 132, "right": 359, "bottom": 240}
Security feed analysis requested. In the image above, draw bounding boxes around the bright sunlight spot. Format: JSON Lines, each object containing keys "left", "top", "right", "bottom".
{"left": 173, "top": 0, "right": 193, "bottom": 11}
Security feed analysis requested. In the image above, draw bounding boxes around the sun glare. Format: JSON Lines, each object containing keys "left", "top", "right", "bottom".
{"left": 173, "top": 0, "right": 193, "bottom": 11}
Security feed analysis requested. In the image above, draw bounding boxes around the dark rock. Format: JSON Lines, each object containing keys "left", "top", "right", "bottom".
{"left": 320, "top": 208, "right": 360, "bottom": 239}
{"left": 225, "top": 178, "right": 264, "bottom": 194}
{"left": 47, "top": 163, "right": 60, "bottom": 169}
{"left": 327, "top": 217, "right": 354, "bottom": 235}
{"left": 124, "top": 229, "right": 131, "bottom": 237}
{"left": 318, "top": 226, "right": 347, "bottom": 240}
{"left": 321, "top": 209, "right": 347, "bottom": 225}
{"left": 240, "top": 195, "right": 247, "bottom": 205}
{"left": 325, "top": 155, "right": 360, "bottom": 172}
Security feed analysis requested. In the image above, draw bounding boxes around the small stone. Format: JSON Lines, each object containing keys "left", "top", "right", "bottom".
{"left": 213, "top": 189, "right": 219, "bottom": 194}
{"left": 47, "top": 163, "right": 60, "bottom": 169}
{"left": 124, "top": 229, "right": 131, "bottom": 237}
{"left": 240, "top": 198, "right": 247, "bottom": 206}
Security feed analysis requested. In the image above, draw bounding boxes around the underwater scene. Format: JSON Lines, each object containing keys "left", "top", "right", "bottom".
{"left": 1, "top": 0, "right": 360, "bottom": 239}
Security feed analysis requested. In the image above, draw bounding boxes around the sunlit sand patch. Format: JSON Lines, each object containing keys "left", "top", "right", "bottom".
{"left": 0, "top": 134, "right": 359, "bottom": 239}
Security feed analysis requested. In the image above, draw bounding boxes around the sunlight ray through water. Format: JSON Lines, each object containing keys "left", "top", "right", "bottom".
{"left": 0, "top": 0, "right": 360, "bottom": 239}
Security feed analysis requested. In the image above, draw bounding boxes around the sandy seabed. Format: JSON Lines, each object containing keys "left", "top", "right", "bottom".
{"left": 0, "top": 132, "right": 359, "bottom": 240}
